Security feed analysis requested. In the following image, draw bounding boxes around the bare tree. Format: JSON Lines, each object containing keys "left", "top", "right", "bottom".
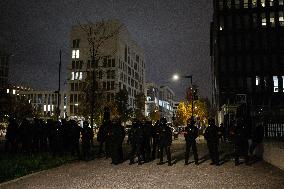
{"left": 78, "top": 20, "right": 122, "bottom": 129}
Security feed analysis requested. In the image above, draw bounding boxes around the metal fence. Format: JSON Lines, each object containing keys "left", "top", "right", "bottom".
{"left": 265, "top": 123, "right": 284, "bottom": 140}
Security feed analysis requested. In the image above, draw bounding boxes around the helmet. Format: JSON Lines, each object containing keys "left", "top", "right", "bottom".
{"left": 160, "top": 117, "right": 167, "bottom": 124}
{"left": 208, "top": 118, "right": 215, "bottom": 126}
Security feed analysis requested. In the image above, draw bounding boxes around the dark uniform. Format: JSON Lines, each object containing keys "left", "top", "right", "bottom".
{"left": 129, "top": 120, "right": 144, "bottom": 165}
{"left": 97, "top": 107, "right": 111, "bottom": 157}
{"left": 151, "top": 120, "right": 160, "bottom": 160}
{"left": 204, "top": 119, "right": 220, "bottom": 165}
{"left": 157, "top": 118, "right": 172, "bottom": 166}
{"left": 109, "top": 119, "right": 125, "bottom": 165}
{"left": 81, "top": 121, "right": 93, "bottom": 160}
{"left": 249, "top": 124, "right": 264, "bottom": 157}
{"left": 184, "top": 119, "right": 199, "bottom": 165}
{"left": 143, "top": 121, "right": 152, "bottom": 162}
{"left": 70, "top": 120, "right": 81, "bottom": 156}
{"left": 5, "top": 118, "right": 18, "bottom": 153}
{"left": 233, "top": 118, "right": 250, "bottom": 166}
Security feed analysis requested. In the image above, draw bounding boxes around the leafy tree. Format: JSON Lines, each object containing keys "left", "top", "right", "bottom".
{"left": 176, "top": 98, "right": 209, "bottom": 126}
{"left": 148, "top": 105, "right": 160, "bottom": 121}
{"left": 176, "top": 102, "right": 189, "bottom": 126}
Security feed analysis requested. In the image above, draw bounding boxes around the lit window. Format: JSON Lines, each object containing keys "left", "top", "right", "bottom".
{"left": 71, "top": 72, "right": 75, "bottom": 80}
{"left": 219, "top": 16, "right": 224, "bottom": 30}
{"left": 219, "top": 0, "right": 223, "bottom": 10}
{"left": 235, "top": 0, "right": 240, "bottom": 9}
{"left": 75, "top": 72, "right": 79, "bottom": 80}
{"left": 72, "top": 50, "right": 76, "bottom": 59}
{"left": 52, "top": 105, "right": 54, "bottom": 111}
{"left": 261, "top": 0, "right": 265, "bottom": 7}
{"left": 44, "top": 105, "right": 47, "bottom": 111}
{"left": 79, "top": 72, "right": 83, "bottom": 80}
{"left": 280, "top": 0, "right": 284, "bottom": 5}
{"left": 270, "top": 12, "right": 275, "bottom": 27}
{"left": 72, "top": 50, "right": 80, "bottom": 59}
{"left": 76, "top": 50, "right": 79, "bottom": 58}
{"left": 273, "top": 76, "right": 278, "bottom": 92}
{"left": 279, "top": 12, "right": 284, "bottom": 26}
{"left": 252, "top": 0, "right": 257, "bottom": 8}
{"left": 48, "top": 105, "right": 51, "bottom": 111}
{"left": 256, "top": 76, "right": 260, "bottom": 86}
{"left": 269, "top": 0, "right": 274, "bottom": 6}
{"left": 261, "top": 13, "right": 267, "bottom": 27}
{"left": 283, "top": 76, "right": 284, "bottom": 92}
{"left": 13, "top": 89, "right": 16, "bottom": 95}
{"left": 244, "top": 0, "right": 248, "bottom": 8}
{"left": 6, "top": 89, "right": 9, "bottom": 93}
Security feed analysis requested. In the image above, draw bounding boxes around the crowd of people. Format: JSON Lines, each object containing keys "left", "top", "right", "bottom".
{"left": 3, "top": 107, "right": 264, "bottom": 167}
{"left": 4, "top": 117, "right": 87, "bottom": 157}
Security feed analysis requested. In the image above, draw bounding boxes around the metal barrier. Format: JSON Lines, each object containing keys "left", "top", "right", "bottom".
{"left": 265, "top": 123, "right": 284, "bottom": 140}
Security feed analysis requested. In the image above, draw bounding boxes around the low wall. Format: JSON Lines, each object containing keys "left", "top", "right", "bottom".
{"left": 263, "top": 141, "right": 284, "bottom": 171}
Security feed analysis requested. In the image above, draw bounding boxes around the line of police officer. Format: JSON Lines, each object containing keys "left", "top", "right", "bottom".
{"left": 5, "top": 111, "right": 260, "bottom": 166}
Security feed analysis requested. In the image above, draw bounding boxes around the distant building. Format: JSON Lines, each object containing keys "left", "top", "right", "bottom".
{"left": 5, "top": 85, "right": 67, "bottom": 119}
{"left": 0, "top": 50, "right": 9, "bottom": 93}
{"left": 211, "top": 0, "right": 284, "bottom": 123}
{"left": 145, "top": 82, "right": 175, "bottom": 122}
{"left": 6, "top": 84, "right": 32, "bottom": 96}
{"left": 18, "top": 90, "right": 67, "bottom": 119}
{"left": 68, "top": 20, "right": 145, "bottom": 117}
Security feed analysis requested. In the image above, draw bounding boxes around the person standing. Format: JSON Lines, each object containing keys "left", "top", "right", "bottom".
{"left": 204, "top": 118, "right": 220, "bottom": 166}
{"left": 151, "top": 120, "right": 160, "bottom": 160}
{"left": 109, "top": 119, "right": 125, "bottom": 165}
{"left": 233, "top": 117, "right": 250, "bottom": 166}
{"left": 97, "top": 107, "right": 111, "bottom": 157}
{"left": 129, "top": 119, "right": 144, "bottom": 165}
{"left": 5, "top": 117, "right": 18, "bottom": 153}
{"left": 70, "top": 120, "right": 81, "bottom": 157}
{"left": 143, "top": 121, "right": 152, "bottom": 162}
{"left": 81, "top": 121, "right": 93, "bottom": 160}
{"left": 184, "top": 117, "right": 199, "bottom": 165}
{"left": 249, "top": 123, "right": 264, "bottom": 158}
{"left": 157, "top": 117, "right": 172, "bottom": 166}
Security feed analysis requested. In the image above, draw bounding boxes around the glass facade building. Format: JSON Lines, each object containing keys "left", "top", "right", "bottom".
{"left": 211, "top": 0, "right": 284, "bottom": 121}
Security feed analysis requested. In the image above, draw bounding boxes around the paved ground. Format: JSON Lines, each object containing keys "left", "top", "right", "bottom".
{"left": 1, "top": 138, "right": 284, "bottom": 189}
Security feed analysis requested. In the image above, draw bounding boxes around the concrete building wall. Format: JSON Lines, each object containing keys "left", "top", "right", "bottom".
{"left": 145, "top": 82, "right": 175, "bottom": 122}
{"left": 68, "top": 20, "right": 145, "bottom": 118}
{"left": 18, "top": 90, "right": 67, "bottom": 119}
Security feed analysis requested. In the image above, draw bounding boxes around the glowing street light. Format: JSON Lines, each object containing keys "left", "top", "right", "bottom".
{"left": 172, "top": 73, "right": 194, "bottom": 119}
{"left": 173, "top": 74, "right": 179, "bottom": 81}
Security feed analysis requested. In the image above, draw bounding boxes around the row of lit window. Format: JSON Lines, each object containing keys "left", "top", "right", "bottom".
{"left": 219, "top": 0, "right": 284, "bottom": 10}
{"left": 219, "top": 11, "right": 284, "bottom": 30}
{"left": 255, "top": 76, "right": 284, "bottom": 92}
{"left": 71, "top": 72, "right": 83, "bottom": 80}
{"left": 43, "top": 104, "right": 55, "bottom": 112}
{"left": 72, "top": 50, "right": 80, "bottom": 59}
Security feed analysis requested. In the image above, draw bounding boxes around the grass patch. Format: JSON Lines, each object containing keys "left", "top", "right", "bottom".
{"left": 0, "top": 152, "right": 77, "bottom": 183}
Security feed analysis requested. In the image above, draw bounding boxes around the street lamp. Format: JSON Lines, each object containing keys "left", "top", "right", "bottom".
{"left": 172, "top": 74, "right": 194, "bottom": 119}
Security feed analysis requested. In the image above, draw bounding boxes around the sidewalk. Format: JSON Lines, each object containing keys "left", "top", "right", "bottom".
{"left": 1, "top": 141, "right": 283, "bottom": 189}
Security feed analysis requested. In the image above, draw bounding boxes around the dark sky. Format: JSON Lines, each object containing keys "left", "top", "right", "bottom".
{"left": 0, "top": 0, "right": 212, "bottom": 101}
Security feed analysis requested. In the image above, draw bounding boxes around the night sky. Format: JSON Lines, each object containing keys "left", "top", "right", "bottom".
{"left": 0, "top": 0, "right": 212, "bottom": 101}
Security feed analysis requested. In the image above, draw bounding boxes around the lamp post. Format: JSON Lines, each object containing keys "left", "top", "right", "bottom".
{"left": 173, "top": 74, "right": 194, "bottom": 119}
